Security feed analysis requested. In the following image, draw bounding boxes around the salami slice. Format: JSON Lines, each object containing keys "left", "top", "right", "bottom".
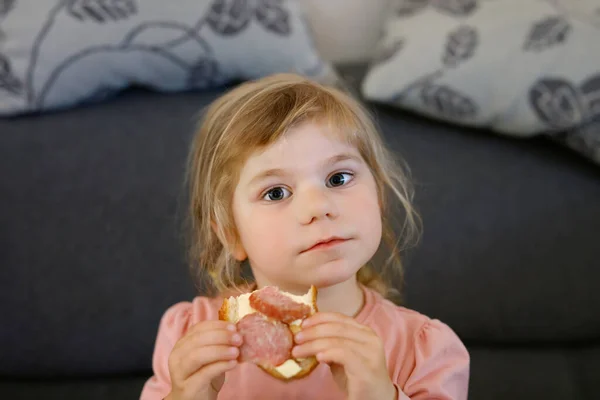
{"left": 237, "top": 313, "right": 292, "bottom": 367}
{"left": 249, "top": 286, "right": 312, "bottom": 324}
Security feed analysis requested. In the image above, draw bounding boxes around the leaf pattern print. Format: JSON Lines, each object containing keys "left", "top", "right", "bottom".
{"left": 394, "top": 0, "right": 429, "bottom": 17}
{"left": 372, "top": 39, "right": 404, "bottom": 66}
{"left": 523, "top": 16, "right": 571, "bottom": 52}
{"left": 0, "top": 53, "right": 23, "bottom": 95}
{"left": 187, "top": 57, "right": 220, "bottom": 89}
{"left": 0, "top": 0, "right": 16, "bottom": 19}
{"left": 580, "top": 74, "right": 600, "bottom": 116}
{"left": 255, "top": 0, "right": 290, "bottom": 36}
{"left": 67, "top": 0, "right": 137, "bottom": 23}
{"left": 555, "top": 114, "right": 600, "bottom": 164}
{"left": 431, "top": 0, "right": 478, "bottom": 17}
{"left": 529, "top": 78, "right": 584, "bottom": 128}
{"left": 206, "top": 0, "right": 252, "bottom": 36}
{"left": 421, "top": 83, "right": 477, "bottom": 119}
{"left": 443, "top": 25, "right": 477, "bottom": 67}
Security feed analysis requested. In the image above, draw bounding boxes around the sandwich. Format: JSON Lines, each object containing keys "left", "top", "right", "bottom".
{"left": 219, "top": 285, "right": 318, "bottom": 380}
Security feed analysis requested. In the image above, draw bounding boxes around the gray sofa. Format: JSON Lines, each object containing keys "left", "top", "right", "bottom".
{"left": 1, "top": 65, "right": 599, "bottom": 400}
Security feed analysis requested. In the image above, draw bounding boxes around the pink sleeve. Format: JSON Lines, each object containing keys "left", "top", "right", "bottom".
{"left": 139, "top": 302, "right": 195, "bottom": 400}
{"left": 397, "top": 320, "right": 470, "bottom": 400}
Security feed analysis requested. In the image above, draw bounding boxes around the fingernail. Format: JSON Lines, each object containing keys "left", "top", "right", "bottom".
{"left": 231, "top": 333, "right": 242, "bottom": 344}
{"left": 294, "top": 332, "right": 304, "bottom": 342}
{"left": 227, "top": 324, "right": 236, "bottom": 332}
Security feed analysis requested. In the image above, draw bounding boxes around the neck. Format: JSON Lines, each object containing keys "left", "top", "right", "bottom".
{"left": 315, "top": 277, "right": 365, "bottom": 317}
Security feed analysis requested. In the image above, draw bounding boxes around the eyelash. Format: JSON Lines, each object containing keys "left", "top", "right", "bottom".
{"left": 261, "top": 171, "right": 355, "bottom": 202}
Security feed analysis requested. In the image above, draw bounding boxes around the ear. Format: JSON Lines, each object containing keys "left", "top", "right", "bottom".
{"left": 211, "top": 221, "right": 248, "bottom": 262}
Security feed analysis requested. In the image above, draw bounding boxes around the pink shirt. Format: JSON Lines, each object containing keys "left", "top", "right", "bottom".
{"left": 140, "top": 286, "right": 470, "bottom": 400}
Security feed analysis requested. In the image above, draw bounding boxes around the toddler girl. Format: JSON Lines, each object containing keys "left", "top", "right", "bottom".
{"left": 140, "top": 73, "right": 470, "bottom": 400}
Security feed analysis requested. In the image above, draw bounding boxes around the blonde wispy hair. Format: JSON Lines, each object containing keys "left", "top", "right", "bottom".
{"left": 185, "top": 73, "right": 420, "bottom": 302}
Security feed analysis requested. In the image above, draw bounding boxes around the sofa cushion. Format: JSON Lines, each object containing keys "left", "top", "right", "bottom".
{"left": 467, "top": 344, "right": 599, "bottom": 400}
{"left": 0, "top": 0, "right": 336, "bottom": 116}
{"left": 0, "top": 375, "right": 148, "bottom": 400}
{"left": 1, "top": 72, "right": 599, "bottom": 377}
{"left": 374, "top": 103, "right": 600, "bottom": 344}
{"left": 362, "top": 0, "right": 600, "bottom": 165}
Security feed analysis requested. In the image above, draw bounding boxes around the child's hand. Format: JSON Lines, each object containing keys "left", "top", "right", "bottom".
{"left": 292, "top": 313, "right": 397, "bottom": 400}
{"left": 165, "top": 320, "right": 242, "bottom": 400}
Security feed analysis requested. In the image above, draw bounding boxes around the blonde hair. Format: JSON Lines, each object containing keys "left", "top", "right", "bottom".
{"left": 185, "top": 73, "right": 420, "bottom": 302}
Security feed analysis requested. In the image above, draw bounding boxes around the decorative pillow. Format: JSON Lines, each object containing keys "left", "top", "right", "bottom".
{"left": 362, "top": 0, "right": 600, "bottom": 164}
{"left": 0, "top": 0, "right": 337, "bottom": 116}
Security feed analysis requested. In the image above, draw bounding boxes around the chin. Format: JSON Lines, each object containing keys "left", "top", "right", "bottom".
{"left": 305, "top": 259, "right": 361, "bottom": 288}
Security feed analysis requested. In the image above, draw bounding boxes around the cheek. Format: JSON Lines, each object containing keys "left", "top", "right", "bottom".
{"left": 236, "top": 206, "right": 291, "bottom": 257}
{"left": 350, "top": 183, "right": 382, "bottom": 241}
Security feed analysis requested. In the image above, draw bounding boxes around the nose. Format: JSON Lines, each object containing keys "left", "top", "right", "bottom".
{"left": 295, "top": 185, "right": 339, "bottom": 225}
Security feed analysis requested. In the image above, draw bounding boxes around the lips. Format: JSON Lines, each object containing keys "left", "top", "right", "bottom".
{"left": 302, "top": 237, "right": 349, "bottom": 253}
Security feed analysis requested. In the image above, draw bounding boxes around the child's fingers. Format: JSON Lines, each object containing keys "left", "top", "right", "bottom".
{"left": 294, "top": 321, "right": 372, "bottom": 345}
{"left": 316, "top": 345, "right": 380, "bottom": 380}
{"left": 302, "top": 312, "right": 371, "bottom": 332}
{"left": 292, "top": 337, "right": 355, "bottom": 359}
{"left": 313, "top": 346, "right": 353, "bottom": 365}
{"left": 176, "top": 359, "right": 238, "bottom": 397}
{"left": 312, "top": 346, "right": 365, "bottom": 375}
{"left": 170, "top": 344, "right": 239, "bottom": 382}
{"left": 189, "top": 359, "right": 238, "bottom": 389}
{"left": 172, "top": 321, "right": 241, "bottom": 363}
{"left": 188, "top": 320, "right": 236, "bottom": 334}
{"left": 180, "top": 328, "right": 242, "bottom": 352}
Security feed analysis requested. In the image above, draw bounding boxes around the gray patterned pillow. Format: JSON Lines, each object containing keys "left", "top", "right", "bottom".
{"left": 362, "top": 0, "right": 600, "bottom": 165}
{"left": 0, "top": 0, "right": 337, "bottom": 116}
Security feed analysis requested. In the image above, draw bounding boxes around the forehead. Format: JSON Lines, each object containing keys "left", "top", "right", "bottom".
{"left": 239, "top": 122, "right": 359, "bottom": 176}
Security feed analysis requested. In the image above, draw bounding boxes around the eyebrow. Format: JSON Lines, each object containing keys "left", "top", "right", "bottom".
{"left": 247, "top": 153, "right": 363, "bottom": 187}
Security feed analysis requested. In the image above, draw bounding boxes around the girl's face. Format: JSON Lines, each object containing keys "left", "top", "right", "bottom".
{"left": 230, "top": 122, "right": 382, "bottom": 293}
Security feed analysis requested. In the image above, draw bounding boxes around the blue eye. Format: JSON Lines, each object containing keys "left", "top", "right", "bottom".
{"left": 328, "top": 172, "right": 353, "bottom": 187}
{"left": 263, "top": 186, "right": 291, "bottom": 201}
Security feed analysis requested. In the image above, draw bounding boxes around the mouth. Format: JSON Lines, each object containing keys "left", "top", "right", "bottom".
{"left": 301, "top": 237, "right": 350, "bottom": 253}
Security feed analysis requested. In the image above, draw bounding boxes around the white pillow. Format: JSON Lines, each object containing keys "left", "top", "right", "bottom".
{"left": 362, "top": 0, "right": 600, "bottom": 162}
{"left": 0, "top": 0, "right": 338, "bottom": 116}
